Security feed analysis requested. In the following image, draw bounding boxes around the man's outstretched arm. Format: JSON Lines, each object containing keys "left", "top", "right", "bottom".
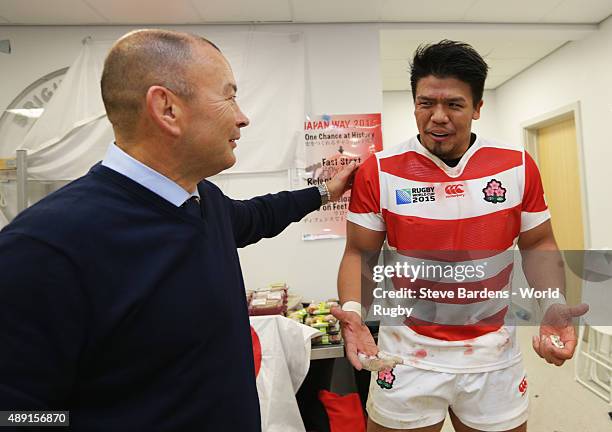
{"left": 518, "top": 220, "right": 588, "bottom": 366}
{"left": 334, "top": 221, "right": 385, "bottom": 370}
{"left": 228, "top": 162, "right": 357, "bottom": 248}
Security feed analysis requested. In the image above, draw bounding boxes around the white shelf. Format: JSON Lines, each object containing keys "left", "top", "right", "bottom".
{"left": 310, "top": 343, "right": 344, "bottom": 360}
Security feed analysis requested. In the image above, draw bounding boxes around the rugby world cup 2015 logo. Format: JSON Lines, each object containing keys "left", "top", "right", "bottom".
{"left": 395, "top": 188, "right": 412, "bottom": 204}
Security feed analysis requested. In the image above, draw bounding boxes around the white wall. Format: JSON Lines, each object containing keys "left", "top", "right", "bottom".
{"left": 9, "top": 15, "right": 610, "bottom": 301}
{"left": 382, "top": 90, "right": 499, "bottom": 149}
{"left": 0, "top": 23, "right": 382, "bottom": 301}
{"left": 494, "top": 15, "right": 612, "bottom": 248}
{"left": 227, "top": 24, "right": 382, "bottom": 301}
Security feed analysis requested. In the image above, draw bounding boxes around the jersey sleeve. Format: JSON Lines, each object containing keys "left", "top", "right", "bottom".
{"left": 223, "top": 185, "right": 321, "bottom": 248}
{"left": 347, "top": 154, "right": 386, "bottom": 231}
{"left": 521, "top": 151, "right": 551, "bottom": 232}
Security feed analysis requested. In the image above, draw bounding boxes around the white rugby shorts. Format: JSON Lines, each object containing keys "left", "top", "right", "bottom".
{"left": 367, "top": 361, "right": 529, "bottom": 431}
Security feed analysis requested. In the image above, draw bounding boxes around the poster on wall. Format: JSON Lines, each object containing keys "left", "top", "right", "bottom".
{"left": 298, "top": 113, "right": 383, "bottom": 240}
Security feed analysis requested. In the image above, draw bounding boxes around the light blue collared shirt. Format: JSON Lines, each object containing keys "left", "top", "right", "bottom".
{"left": 101, "top": 143, "right": 199, "bottom": 207}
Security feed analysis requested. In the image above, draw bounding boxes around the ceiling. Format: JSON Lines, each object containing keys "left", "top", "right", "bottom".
{"left": 0, "top": 0, "right": 610, "bottom": 25}
{"left": 0, "top": 0, "right": 610, "bottom": 91}
{"left": 380, "top": 24, "right": 597, "bottom": 90}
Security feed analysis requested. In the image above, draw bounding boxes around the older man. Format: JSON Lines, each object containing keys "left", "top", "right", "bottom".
{"left": 0, "top": 29, "right": 355, "bottom": 431}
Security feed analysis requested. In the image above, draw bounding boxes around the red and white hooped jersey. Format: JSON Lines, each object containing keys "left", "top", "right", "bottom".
{"left": 347, "top": 135, "right": 550, "bottom": 373}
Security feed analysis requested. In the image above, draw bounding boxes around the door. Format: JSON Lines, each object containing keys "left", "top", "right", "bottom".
{"left": 535, "top": 116, "right": 584, "bottom": 307}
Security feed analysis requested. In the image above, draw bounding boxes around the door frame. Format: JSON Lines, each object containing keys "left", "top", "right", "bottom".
{"left": 521, "top": 101, "right": 591, "bottom": 249}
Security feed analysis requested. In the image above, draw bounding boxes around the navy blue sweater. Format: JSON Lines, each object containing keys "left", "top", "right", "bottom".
{"left": 0, "top": 164, "right": 321, "bottom": 431}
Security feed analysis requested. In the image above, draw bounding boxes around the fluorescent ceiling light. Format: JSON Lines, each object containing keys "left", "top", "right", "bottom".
{"left": 6, "top": 108, "right": 44, "bottom": 118}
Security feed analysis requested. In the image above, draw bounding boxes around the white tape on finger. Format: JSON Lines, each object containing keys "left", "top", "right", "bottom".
{"left": 341, "top": 301, "right": 363, "bottom": 318}
{"left": 357, "top": 351, "right": 403, "bottom": 371}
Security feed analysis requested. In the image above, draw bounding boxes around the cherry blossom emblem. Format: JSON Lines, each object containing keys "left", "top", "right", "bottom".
{"left": 482, "top": 179, "right": 507, "bottom": 204}
{"left": 376, "top": 368, "right": 396, "bottom": 390}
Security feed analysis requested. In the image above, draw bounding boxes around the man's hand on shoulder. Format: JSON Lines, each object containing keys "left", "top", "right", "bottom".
{"left": 326, "top": 160, "right": 358, "bottom": 202}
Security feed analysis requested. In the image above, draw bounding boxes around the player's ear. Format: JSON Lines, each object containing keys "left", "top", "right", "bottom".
{"left": 473, "top": 100, "right": 483, "bottom": 120}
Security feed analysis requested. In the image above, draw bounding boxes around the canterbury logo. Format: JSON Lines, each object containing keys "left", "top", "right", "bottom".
{"left": 518, "top": 376, "right": 528, "bottom": 395}
{"left": 445, "top": 184, "right": 464, "bottom": 195}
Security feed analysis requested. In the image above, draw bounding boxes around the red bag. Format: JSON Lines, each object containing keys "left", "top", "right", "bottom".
{"left": 318, "top": 390, "right": 366, "bottom": 432}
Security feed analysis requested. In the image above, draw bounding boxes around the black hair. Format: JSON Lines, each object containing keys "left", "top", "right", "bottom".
{"left": 410, "top": 40, "right": 489, "bottom": 107}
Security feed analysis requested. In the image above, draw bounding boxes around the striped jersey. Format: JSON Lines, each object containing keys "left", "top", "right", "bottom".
{"left": 347, "top": 135, "right": 550, "bottom": 372}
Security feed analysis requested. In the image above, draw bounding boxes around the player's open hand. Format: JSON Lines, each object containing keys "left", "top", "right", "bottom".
{"left": 532, "top": 303, "right": 589, "bottom": 366}
{"left": 331, "top": 306, "right": 378, "bottom": 370}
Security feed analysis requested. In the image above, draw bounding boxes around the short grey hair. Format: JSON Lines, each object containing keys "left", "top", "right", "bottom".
{"left": 100, "top": 29, "right": 219, "bottom": 138}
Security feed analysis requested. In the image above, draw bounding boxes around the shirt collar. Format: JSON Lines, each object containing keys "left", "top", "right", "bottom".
{"left": 101, "top": 142, "right": 199, "bottom": 207}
